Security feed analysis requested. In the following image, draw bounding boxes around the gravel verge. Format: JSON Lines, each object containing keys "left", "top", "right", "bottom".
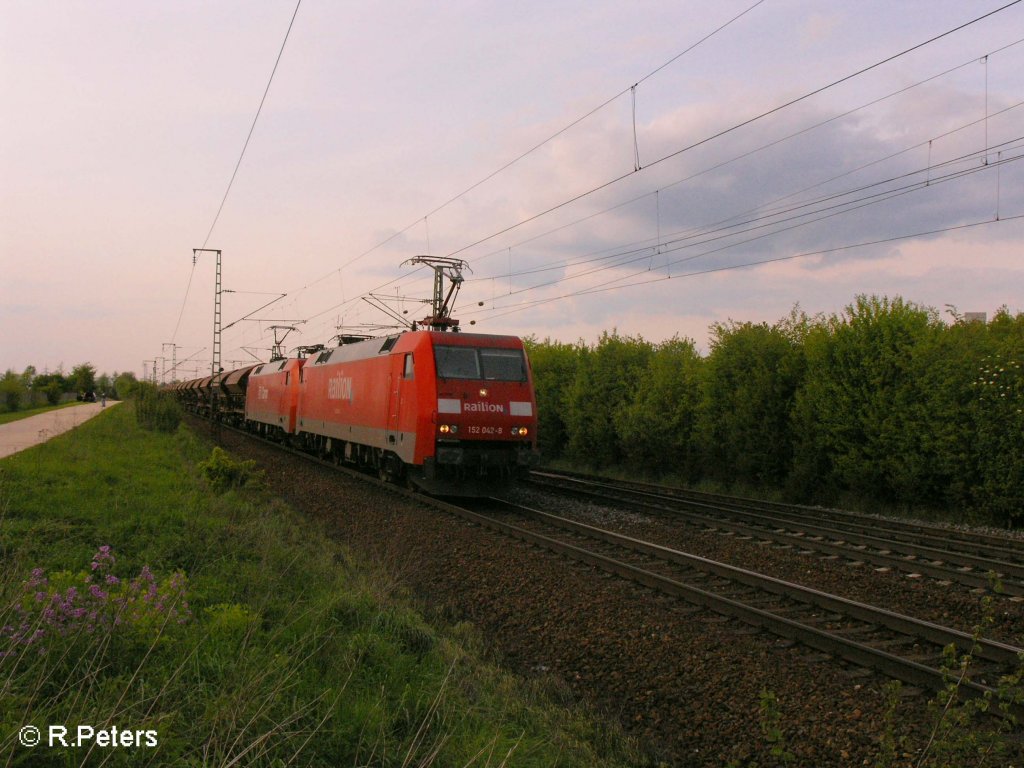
{"left": 198, "top": 421, "right": 1021, "bottom": 767}
{"left": 504, "top": 485, "right": 1024, "bottom": 646}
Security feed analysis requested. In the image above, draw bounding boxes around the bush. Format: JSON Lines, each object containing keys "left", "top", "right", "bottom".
{"left": 0, "top": 370, "right": 25, "bottom": 412}
{"left": 133, "top": 382, "right": 181, "bottom": 432}
{"left": 42, "top": 382, "right": 62, "bottom": 405}
{"left": 198, "top": 447, "right": 262, "bottom": 491}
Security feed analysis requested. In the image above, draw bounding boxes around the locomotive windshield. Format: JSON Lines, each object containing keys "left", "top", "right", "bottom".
{"left": 435, "top": 346, "right": 527, "bottom": 382}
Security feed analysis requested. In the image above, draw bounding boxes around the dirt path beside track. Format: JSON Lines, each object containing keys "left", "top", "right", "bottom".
{"left": 0, "top": 402, "right": 118, "bottom": 459}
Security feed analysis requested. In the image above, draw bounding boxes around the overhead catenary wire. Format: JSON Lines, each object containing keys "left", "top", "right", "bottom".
{"left": 460, "top": 145, "right": 1024, "bottom": 312}
{"left": 222, "top": 120, "right": 1023, "bottom": 360}
{"left": 466, "top": 120, "right": 1024, "bottom": 287}
{"left": 465, "top": 37, "right": 1024, "bottom": 274}
{"left": 276, "top": 0, "right": 768, "bottom": 298}
{"left": 274, "top": 19, "right": 1024, "bottom": 353}
{"left": 219, "top": 3, "right": 1024, "bottom": 359}
{"left": 221, "top": 140, "right": 1022, "bottom": 358}
{"left": 199, "top": 0, "right": 302, "bottom": 250}
{"left": 476, "top": 213, "right": 1024, "bottom": 323}
{"left": 445, "top": 0, "right": 1024, "bottom": 260}
{"left": 219, "top": 1, "right": 773, "bottom": 356}
{"left": 170, "top": 0, "right": 302, "bottom": 344}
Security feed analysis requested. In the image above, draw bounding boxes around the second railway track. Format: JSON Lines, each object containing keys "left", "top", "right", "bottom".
{"left": 528, "top": 470, "right": 1024, "bottom": 596}
{"left": 197, "top": 420, "right": 1024, "bottom": 723}
{"left": 193, "top": 421, "right": 1024, "bottom": 765}
{"left": 458, "top": 496, "right": 1024, "bottom": 718}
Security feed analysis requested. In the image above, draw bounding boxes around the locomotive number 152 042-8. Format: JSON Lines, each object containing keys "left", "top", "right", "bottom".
{"left": 466, "top": 425, "right": 503, "bottom": 435}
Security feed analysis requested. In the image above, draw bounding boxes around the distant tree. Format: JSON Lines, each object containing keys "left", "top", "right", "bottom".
{"left": 0, "top": 369, "right": 26, "bottom": 412}
{"left": 20, "top": 365, "right": 36, "bottom": 388}
{"left": 901, "top": 313, "right": 991, "bottom": 509}
{"left": 791, "top": 295, "right": 941, "bottom": 504}
{"left": 523, "top": 337, "right": 584, "bottom": 460}
{"left": 615, "top": 336, "right": 703, "bottom": 479}
{"left": 565, "top": 332, "right": 653, "bottom": 469}
{"left": 113, "top": 372, "right": 140, "bottom": 400}
{"left": 971, "top": 308, "right": 1024, "bottom": 526}
{"left": 19, "top": 366, "right": 38, "bottom": 406}
{"left": 698, "top": 320, "right": 804, "bottom": 488}
{"left": 31, "top": 372, "right": 67, "bottom": 405}
{"left": 70, "top": 363, "right": 97, "bottom": 394}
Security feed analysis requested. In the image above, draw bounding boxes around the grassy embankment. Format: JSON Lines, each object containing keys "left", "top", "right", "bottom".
{"left": 0, "top": 405, "right": 643, "bottom": 767}
{"left": 0, "top": 401, "right": 84, "bottom": 426}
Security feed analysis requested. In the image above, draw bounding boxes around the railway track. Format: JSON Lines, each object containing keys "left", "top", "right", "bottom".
{"left": 197, "top": 420, "right": 1024, "bottom": 718}
{"left": 457, "top": 497, "right": 1024, "bottom": 718}
{"left": 528, "top": 470, "right": 1024, "bottom": 597}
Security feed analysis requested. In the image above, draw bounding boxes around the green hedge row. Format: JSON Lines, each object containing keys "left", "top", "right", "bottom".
{"left": 526, "top": 295, "right": 1024, "bottom": 526}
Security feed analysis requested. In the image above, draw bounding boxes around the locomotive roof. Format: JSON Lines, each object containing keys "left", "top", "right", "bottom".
{"left": 250, "top": 358, "right": 301, "bottom": 377}
{"left": 307, "top": 330, "right": 524, "bottom": 367}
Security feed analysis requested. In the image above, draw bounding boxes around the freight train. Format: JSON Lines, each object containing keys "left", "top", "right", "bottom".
{"left": 172, "top": 329, "right": 539, "bottom": 496}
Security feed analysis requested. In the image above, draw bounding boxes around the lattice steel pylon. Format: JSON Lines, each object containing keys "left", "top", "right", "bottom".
{"left": 193, "top": 248, "right": 223, "bottom": 375}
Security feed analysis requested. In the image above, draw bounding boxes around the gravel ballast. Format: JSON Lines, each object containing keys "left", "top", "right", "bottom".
{"left": 202, "top": 422, "right": 1021, "bottom": 767}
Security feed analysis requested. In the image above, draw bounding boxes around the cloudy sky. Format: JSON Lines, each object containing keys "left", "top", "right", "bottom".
{"left": 3, "top": 0, "right": 1023, "bottom": 379}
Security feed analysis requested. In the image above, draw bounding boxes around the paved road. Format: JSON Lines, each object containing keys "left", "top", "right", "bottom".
{"left": 0, "top": 402, "right": 119, "bottom": 459}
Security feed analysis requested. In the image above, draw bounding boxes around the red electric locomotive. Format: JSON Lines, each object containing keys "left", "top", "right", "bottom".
{"left": 297, "top": 330, "right": 538, "bottom": 494}
{"left": 245, "top": 357, "right": 305, "bottom": 439}
{"left": 172, "top": 256, "right": 539, "bottom": 495}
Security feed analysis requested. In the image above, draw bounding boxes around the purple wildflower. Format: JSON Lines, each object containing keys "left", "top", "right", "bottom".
{"left": 5, "top": 552, "right": 192, "bottom": 656}
{"left": 90, "top": 545, "right": 116, "bottom": 574}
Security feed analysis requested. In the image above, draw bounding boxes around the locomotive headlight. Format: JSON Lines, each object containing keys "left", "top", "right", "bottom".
{"left": 511, "top": 426, "right": 529, "bottom": 436}
{"left": 439, "top": 424, "right": 450, "bottom": 434}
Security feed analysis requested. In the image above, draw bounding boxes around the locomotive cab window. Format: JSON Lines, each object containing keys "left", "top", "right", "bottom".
{"left": 434, "top": 346, "right": 526, "bottom": 381}
{"left": 403, "top": 353, "right": 414, "bottom": 380}
{"left": 435, "top": 346, "right": 480, "bottom": 379}
{"left": 480, "top": 348, "right": 527, "bottom": 381}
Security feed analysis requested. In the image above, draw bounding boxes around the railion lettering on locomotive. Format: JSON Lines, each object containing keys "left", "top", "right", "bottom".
{"left": 463, "top": 401, "right": 504, "bottom": 413}
{"left": 327, "top": 375, "right": 353, "bottom": 401}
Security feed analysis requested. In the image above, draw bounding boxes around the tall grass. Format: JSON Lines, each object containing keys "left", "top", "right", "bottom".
{"left": 131, "top": 383, "right": 181, "bottom": 433}
{"left": 0, "top": 407, "right": 643, "bottom": 767}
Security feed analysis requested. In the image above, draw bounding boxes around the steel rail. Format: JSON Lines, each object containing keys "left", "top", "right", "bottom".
{"left": 190, "top": 418, "right": 1023, "bottom": 718}
{"left": 449, "top": 498, "right": 1023, "bottom": 718}
{"left": 601, "top": 479, "right": 1024, "bottom": 566}
{"left": 534, "top": 469, "right": 1024, "bottom": 557}
{"left": 529, "top": 473, "right": 1024, "bottom": 596}
{"left": 496, "top": 499, "right": 1022, "bottom": 667}
{"left": 611, "top": 482, "right": 1024, "bottom": 580}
